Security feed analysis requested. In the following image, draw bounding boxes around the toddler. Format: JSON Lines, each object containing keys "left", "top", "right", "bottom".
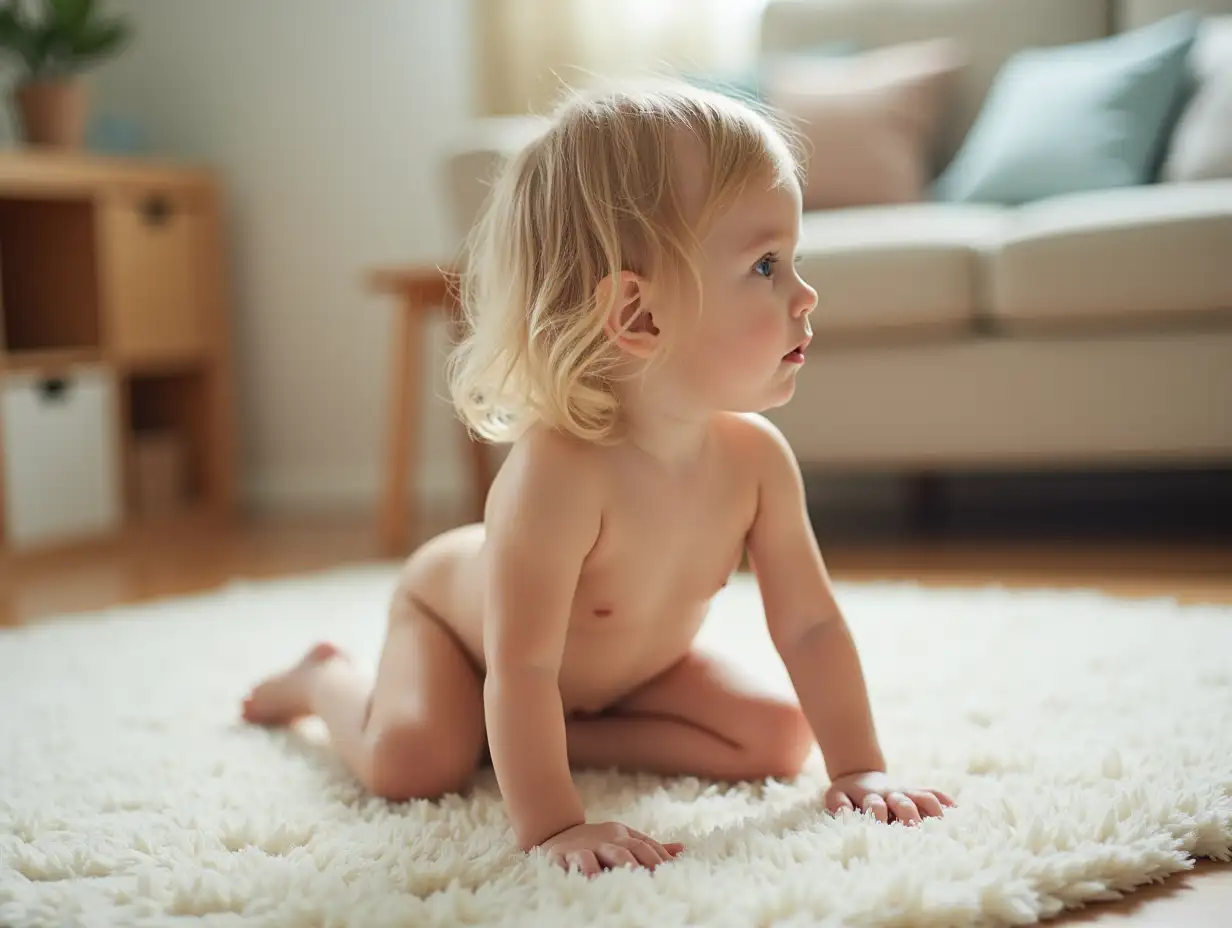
{"left": 243, "top": 81, "right": 953, "bottom": 876}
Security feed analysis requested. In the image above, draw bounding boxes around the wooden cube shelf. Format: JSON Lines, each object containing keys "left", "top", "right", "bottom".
{"left": 0, "top": 151, "right": 238, "bottom": 551}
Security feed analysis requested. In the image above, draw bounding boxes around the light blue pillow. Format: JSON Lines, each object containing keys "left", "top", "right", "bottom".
{"left": 933, "top": 13, "right": 1200, "bottom": 204}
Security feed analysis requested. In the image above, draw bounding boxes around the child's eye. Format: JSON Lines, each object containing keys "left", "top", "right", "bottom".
{"left": 754, "top": 254, "right": 779, "bottom": 278}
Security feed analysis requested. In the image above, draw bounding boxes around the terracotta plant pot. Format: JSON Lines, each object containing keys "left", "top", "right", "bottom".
{"left": 15, "top": 78, "right": 88, "bottom": 149}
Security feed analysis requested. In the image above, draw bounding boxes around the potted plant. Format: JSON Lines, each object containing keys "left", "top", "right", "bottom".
{"left": 0, "top": 0, "right": 131, "bottom": 148}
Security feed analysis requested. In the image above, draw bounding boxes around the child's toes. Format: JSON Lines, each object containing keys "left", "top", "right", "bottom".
{"left": 241, "top": 694, "right": 262, "bottom": 720}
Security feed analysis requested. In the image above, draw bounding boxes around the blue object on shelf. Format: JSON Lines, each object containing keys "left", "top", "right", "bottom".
{"left": 87, "top": 113, "right": 149, "bottom": 155}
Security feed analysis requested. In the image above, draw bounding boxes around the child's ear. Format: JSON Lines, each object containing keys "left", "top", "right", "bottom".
{"left": 598, "top": 270, "right": 659, "bottom": 359}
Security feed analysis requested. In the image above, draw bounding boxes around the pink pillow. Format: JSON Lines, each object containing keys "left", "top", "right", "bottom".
{"left": 763, "top": 40, "right": 967, "bottom": 210}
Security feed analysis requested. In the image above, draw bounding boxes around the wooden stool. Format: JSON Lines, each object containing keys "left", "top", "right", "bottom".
{"left": 367, "top": 265, "right": 493, "bottom": 557}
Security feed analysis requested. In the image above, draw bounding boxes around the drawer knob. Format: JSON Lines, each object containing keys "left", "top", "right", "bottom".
{"left": 37, "top": 377, "right": 72, "bottom": 403}
{"left": 141, "top": 195, "right": 174, "bottom": 226}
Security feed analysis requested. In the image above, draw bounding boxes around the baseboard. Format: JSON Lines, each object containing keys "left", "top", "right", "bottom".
{"left": 244, "top": 467, "right": 463, "bottom": 515}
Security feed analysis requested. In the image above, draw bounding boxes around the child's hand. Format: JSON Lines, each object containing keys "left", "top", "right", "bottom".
{"left": 539, "top": 822, "right": 684, "bottom": 876}
{"left": 825, "top": 771, "right": 955, "bottom": 826}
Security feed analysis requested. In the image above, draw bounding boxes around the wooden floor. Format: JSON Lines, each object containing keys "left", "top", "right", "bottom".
{"left": 2, "top": 510, "right": 1229, "bottom": 924}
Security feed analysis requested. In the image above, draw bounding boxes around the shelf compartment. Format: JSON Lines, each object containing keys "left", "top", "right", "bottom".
{"left": 125, "top": 370, "right": 209, "bottom": 517}
{"left": 0, "top": 197, "right": 102, "bottom": 354}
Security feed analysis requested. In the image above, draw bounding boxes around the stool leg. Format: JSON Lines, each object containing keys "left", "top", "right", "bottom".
{"left": 380, "top": 300, "right": 424, "bottom": 557}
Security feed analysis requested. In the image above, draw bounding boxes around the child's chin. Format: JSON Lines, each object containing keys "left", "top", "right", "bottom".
{"left": 722, "top": 381, "right": 797, "bottom": 414}
{"left": 765, "top": 376, "right": 799, "bottom": 408}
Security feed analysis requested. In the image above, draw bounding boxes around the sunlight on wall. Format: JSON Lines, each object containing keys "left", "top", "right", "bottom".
{"left": 478, "top": 0, "right": 770, "bottom": 114}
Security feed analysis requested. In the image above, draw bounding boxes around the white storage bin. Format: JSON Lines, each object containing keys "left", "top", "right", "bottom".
{"left": 2, "top": 367, "right": 122, "bottom": 549}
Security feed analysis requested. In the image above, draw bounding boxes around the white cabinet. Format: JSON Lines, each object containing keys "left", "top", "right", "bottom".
{"left": 2, "top": 367, "right": 121, "bottom": 549}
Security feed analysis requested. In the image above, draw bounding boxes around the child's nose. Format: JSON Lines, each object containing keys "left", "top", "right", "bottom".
{"left": 792, "top": 279, "right": 818, "bottom": 318}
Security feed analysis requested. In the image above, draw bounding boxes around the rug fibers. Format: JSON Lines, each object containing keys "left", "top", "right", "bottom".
{"left": 1, "top": 565, "right": 1229, "bottom": 927}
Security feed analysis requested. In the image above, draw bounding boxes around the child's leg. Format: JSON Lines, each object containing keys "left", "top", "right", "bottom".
{"left": 565, "top": 648, "right": 815, "bottom": 781}
{"left": 242, "top": 588, "right": 486, "bottom": 800}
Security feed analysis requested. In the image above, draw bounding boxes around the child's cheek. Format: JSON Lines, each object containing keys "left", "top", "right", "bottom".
{"left": 738, "top": 312, "right": 784, "bottom": 357}
{"left": 704, "top": 316, "right": 779, "bottom": 383}
{"left": 689, "top": 301, "right": 780, "bottom": 374}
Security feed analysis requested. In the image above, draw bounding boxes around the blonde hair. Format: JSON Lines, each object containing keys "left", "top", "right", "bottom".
{"left": 447, "top": 80, "right": 802, "bottom": 444}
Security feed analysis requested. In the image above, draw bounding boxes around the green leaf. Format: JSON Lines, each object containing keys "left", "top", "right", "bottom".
{"left": 67, "top": 16, "right": 128, "bottom": 60}
{"left": 32, "top": 19, "right": 68, "bottom": 75}
{"left": 0, "top": 7, "right": 23, "bottom": 46}
{"left": 0, "top": 0, "right": 128, "bottom": 77}
{"left": 49, "top": 0, "right": 93, "bottom": 36}
{"left": 0, "top": 4, "right": 40, "bottom": 73}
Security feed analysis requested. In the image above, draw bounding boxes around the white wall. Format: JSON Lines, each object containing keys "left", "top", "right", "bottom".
{"left": 6, "top": 1, "right": 478, "bottom": 513}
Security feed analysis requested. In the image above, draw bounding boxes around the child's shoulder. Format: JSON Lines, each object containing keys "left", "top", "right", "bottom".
{"left": 715, "top": 412, "right": 794, "bottom": 458}
{"left": 500, "top": 423, "right": 607, "bottom": 488}
{"left": 484, "top": 425, "right": 606, "bottom": 532}
{"left": 713, "top": 412, "right": 802, "bottom": 485}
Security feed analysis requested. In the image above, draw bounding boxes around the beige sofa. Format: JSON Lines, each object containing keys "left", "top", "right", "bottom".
{"left": 443, "top": 0, "right": 1232, "bottom": 476}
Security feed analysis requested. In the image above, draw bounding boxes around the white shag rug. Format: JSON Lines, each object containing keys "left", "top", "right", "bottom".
{"left": 2, "top": 566, "right": 1230, "bottom": 928}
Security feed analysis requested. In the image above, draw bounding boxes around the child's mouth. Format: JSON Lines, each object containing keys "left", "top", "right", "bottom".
{"left": 783, "top": 346, "right": 806, "bottom": 364}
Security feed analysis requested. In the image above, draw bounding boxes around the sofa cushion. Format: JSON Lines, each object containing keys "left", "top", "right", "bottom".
{"left": 797, "top": 203, "right": 1005, "bottom": 336}
{"left": 759, "top": 0, "right": 1110, "bottom": 170}
{"left": 987, "top": 182, "right": 1232, "bottom": 327}
{"left": 762, "top": 39, "right": 967, "bottom": 210}
{"left": 933, "top": 13, "right": 1200, "bottom": 204}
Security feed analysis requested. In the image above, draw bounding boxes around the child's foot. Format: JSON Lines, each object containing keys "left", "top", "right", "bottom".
{"left": 241, "top": 641, "right": 346, "bottom": 725}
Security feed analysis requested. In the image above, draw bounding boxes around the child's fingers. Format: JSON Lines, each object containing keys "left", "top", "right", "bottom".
{"left": 639, "top": 836, "right": 673, "bottom": 862}
{"left": 861, "top": 794, "right": 889, "bottom": 823}
{"left": 625, "top": 838, "right": 666, "bottom": 869}
{"left": 908, "top": 790, "right": 944, "bottom": 818}
{"left": 888, "top": 792, "right": 922, "bottom": 826}
{"left": 825, "top": 789, "right": 855, "bottom": 814}
{"left": 931, "top": 789, "right": 957, "bottom": 807}
{"left": 629, "top": 830, "right": 684, "bottom": 858}
{"left": 596, "top": 843, "right": 639, "bottom": 871}
{"left": 565, "top": 850, "right": 601, "bottom": 877}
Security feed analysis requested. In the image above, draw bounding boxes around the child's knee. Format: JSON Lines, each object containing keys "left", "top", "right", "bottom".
{"left": 753, "top": 702, "right": 814, "bottom": 779}
{"left": 364, "top": 721, "right": 477, "bottom": 801}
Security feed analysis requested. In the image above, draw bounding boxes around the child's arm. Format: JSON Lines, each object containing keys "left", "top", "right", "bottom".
{"left": 743, "top": 416, "right": 953, "bottom": 822}
{"left": 744, "top": 418, "right": 884, "bottom": 780}
{"left": 481, "top": 434, "right": 681, "bottom": 871}
{"left": 482, "top": 435, "right": 597, "bottom": 850}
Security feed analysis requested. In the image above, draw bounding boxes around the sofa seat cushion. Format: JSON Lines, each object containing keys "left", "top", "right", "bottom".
{"left": 988, "top": 181, "right": 1232, "bottom": 327}
{"left": 798, "top": 203, "right": 1005, "bottom": 336}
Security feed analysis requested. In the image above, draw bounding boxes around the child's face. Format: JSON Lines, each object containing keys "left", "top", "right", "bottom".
{"left": 662, "top": 170, "right": 817, "bottom": 414}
